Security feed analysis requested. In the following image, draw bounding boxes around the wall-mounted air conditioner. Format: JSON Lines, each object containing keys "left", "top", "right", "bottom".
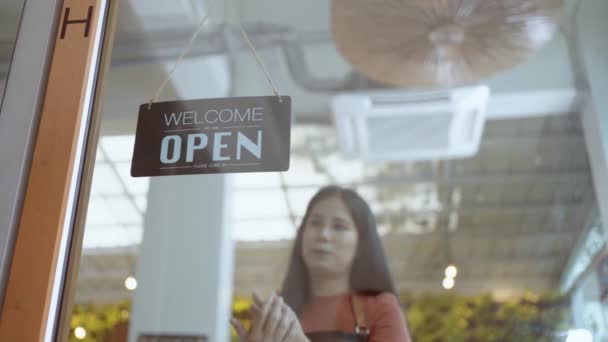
{"left": 332, "top": 85, "right": 490, "bottom": 162}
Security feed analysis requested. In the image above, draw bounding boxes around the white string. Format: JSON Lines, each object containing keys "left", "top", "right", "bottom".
{"left": 238, "top": 25, "right": 282, "bottom": 102}
{"left": 147, "top": 3, "right": 283, "bottom": 109}
{"left": 148, "top": 7, "right": 214, "bottom": 109}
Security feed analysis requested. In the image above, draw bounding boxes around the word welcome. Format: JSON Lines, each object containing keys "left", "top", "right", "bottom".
{"left": 164, "top": 107, "right": 264, "bottom": 126}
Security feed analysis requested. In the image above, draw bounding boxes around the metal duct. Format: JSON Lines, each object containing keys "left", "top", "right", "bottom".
{"left": 108, "top": 23, "right": 380, "bottom": 92}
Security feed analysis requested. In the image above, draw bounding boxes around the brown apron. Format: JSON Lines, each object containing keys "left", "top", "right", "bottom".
{"left": 305, "top": 295, "right": 370, "bottom": 342}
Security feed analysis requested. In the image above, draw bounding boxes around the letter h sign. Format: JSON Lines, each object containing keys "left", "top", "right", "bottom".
{"left": 60, "top": 6, "right": 94, "bottom": 39}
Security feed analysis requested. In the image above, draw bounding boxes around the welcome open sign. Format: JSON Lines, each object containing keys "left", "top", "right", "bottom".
{"left": 131, "top": 96, "right": 291, "bottom": 177}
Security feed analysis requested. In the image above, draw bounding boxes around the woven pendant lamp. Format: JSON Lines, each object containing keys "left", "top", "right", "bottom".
{"left": 331, "top": 0, "right": 562, "bottom": 88}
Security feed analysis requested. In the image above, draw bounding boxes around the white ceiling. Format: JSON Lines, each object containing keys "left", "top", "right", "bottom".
{"left": 101, "top": 0, "right": 581, "bottom": 122}
{"left": 0, "top": 0, "right": 581, "bottom": 115}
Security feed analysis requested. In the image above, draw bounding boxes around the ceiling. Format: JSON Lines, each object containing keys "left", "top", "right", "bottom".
{"left": 0, "top": 0, "right": 600, "bottom": 303}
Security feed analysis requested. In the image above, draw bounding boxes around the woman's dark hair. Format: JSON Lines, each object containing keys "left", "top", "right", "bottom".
{"left": 280, "top": 185, "right": 396, "bottom": 314}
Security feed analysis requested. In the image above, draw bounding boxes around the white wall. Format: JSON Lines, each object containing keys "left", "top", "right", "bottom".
{"left": 487, "top": 33, "right": 576, "bottom": 93}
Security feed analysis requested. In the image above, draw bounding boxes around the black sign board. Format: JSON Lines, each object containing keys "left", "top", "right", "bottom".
{"left": 131, "top": 96, "right": 291, "bottom": 177}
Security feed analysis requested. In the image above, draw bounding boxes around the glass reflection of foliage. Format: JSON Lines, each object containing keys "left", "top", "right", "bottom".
{"left": 232, "top": 297, "right": 254, "bottom": 341}
{"left": 231, "top": 292, "right": 566, "bottom": 342}
{"left": 67, "top": 292, "right": 566, "bottom": 342}
{"left": 401, "top": 292, "right": 568, "bottom": 342}
{"left": 69, "top": 301, "right": 130, "bottom": 342}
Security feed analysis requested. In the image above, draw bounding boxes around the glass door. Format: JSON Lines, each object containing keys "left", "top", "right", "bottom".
{"left": 6, "top": 0, "right": 605, "bottom": 341}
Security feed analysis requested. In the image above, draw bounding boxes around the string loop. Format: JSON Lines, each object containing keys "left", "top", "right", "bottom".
{"left": 238, "top": 25, "right": 282, "bottom": 102}
{"left": 147, "top": 1, "right": 283, "bottom": 109}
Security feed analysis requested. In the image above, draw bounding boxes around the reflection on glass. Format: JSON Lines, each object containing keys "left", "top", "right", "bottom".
{"left": 64, "top": 1, "right": 607, "bottom": 341}
{"left": 0, "top": 0, "right": 26, "bottom": 109}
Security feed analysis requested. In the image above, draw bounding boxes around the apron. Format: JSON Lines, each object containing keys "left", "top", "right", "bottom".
{"left": 305, "top": 294, "right": 370, "bottom": 342}
{"left": 306, "top": 331, "right": 368, "bottom": 342}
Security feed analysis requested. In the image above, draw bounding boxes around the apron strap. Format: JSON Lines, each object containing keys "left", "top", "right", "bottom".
{"left": 351, "top": 294, "right": 370, "bottom": 336}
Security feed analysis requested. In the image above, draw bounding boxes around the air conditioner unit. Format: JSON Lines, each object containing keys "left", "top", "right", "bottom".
{"left": 332, "top": 85, "right": 490, "bottom": 162}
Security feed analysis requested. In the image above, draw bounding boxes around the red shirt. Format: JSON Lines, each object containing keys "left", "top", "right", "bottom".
{"left": 299, "top": 292, "right": 412, "bottom": 342}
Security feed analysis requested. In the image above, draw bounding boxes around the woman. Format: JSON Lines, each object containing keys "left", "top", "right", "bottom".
{"left": 232, "top": 186, "right": 412, "bottom": 342}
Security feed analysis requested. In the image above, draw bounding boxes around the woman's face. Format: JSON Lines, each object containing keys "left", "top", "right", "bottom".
{"left": 301, "top": 196, "right": 359, "bottom": 277}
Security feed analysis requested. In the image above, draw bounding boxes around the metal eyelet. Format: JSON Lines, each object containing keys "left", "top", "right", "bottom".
{"left": 355, "top": 325, "right": 370, "bottom": 335}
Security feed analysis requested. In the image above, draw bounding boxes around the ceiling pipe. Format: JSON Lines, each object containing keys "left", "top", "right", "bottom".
{"left": 279, "top": 38, "right": 386, "bottom": 92}
{"left": 95, "top": 23, "right": 381, "bottom": 92}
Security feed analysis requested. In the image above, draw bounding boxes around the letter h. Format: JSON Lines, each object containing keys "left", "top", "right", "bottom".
{"left": 60, "top": 6, "right": 94, "bottom": 39}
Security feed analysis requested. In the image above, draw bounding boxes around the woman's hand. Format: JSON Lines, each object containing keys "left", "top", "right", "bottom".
{"left": 230, "top": 317, "right": 249, "bottom": 342}
{"left": 250, "top": 293, "right": 299, "bottom": 342}
{"left": 243, "top": 292, "right": 308, "bottom": 342}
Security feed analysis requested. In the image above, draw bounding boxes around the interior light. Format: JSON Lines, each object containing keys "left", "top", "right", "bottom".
{"left": 445, "top": 264, "right": 458, "bottom": 279}
{"left": 74, "top": 327, "right": 86, "bottom": 340}
{"left": 565, "top": 329, "right": 593, "bottom": 342}
{"left": 442, "top": 277, "right": 455, "bottom": 290}
{"left": 125, "top": 276, "right": 137, "bottom": 291}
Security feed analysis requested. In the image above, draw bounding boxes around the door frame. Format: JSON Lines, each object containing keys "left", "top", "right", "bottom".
{"left": 0, "top": 0, "right": 62, "bottom": 309}
{"left": 0, "top": 0, "right": 119, "bottom": 340}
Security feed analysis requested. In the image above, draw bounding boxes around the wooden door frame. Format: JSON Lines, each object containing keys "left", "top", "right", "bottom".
{"left": 0, "top": 0, "right": 119, "bottom": 340}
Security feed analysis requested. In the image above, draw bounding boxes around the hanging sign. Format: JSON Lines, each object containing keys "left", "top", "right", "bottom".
{"left": 131, "top": 96, "right": 291, "bottom": 177}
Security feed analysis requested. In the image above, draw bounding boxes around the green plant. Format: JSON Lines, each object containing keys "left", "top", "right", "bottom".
{"left": 68, "top": 291, "right": 567, "bottom": 342}
{"left": 401, "top": 291, "right": 568, "bottom": 342}
{"left": 69, "top": 301, "right": 131, "bottom": 342}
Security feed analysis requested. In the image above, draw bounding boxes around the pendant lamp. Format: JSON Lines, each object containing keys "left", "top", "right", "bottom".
{"left": 331, "top": 0, "right": 562, "bottom": 88}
